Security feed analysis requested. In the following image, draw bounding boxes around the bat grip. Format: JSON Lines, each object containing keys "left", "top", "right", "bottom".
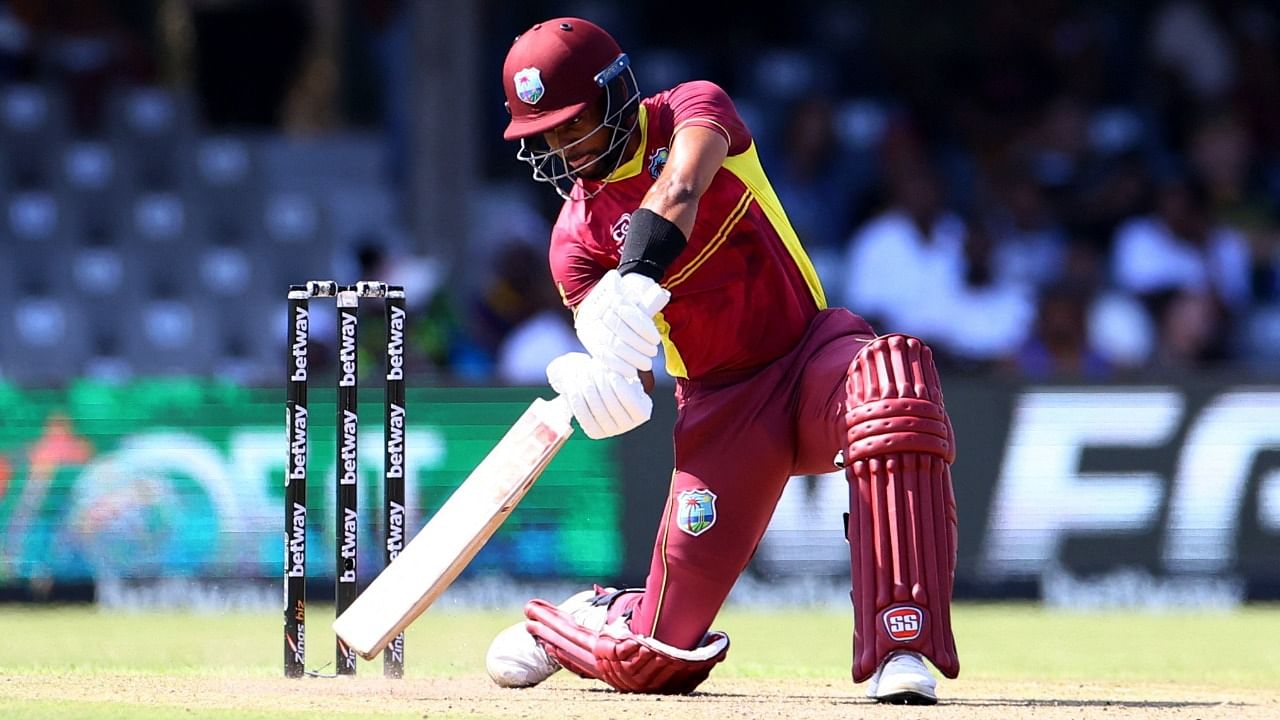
{"left": 546, "top": 395, "right": 573, "bottom": 426}
{"left": 639, "top": 283, "right": 670, "bottom": 317}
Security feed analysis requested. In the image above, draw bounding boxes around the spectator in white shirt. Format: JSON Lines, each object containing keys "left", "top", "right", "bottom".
{"left": 842, "top": 152, "right": 1036, "bottom": 364}
{"left": 1111, "top": 174, "right": 1251, "bottom": 310}
{"left": 841, "top": 155, "right": 967, "bottom": 344}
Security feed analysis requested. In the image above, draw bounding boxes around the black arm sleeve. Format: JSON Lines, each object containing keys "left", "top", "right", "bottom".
{"left": 617, "top": 208, "right": 687, "bottom": 282}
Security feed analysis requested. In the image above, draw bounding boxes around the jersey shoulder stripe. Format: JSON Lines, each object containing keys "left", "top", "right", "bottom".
{"left": 672, "top": 117, "right": 734, "bottom": 148}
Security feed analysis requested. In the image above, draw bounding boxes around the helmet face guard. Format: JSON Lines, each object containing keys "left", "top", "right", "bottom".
{"left": 514, "top": 54, "right": 640, "bottom": 200}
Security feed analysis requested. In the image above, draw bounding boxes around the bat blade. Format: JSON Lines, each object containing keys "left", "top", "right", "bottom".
{"left": 332, "top": 396, "right": 573, "bottom": 659}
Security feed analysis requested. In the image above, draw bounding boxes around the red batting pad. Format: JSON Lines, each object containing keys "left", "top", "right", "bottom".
{"left": 845, "top": 334, "right": 959, "bottom": 681}
{"left": 525, "top": 599, "right": 728, "bottom": 694}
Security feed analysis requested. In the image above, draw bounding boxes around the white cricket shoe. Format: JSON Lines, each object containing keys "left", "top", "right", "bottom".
{"left": 485, "top": 587, "right": 613, "bottom": 688}
{"left": 865, "top": 651, "right": 938, "bottom": 704}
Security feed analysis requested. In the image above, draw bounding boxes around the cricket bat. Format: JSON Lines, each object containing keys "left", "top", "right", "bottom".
{"left": 332, "top": 395, "right": 574, "bottom": 659}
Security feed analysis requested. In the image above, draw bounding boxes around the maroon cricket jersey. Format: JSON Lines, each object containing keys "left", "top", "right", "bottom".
{"left": 548, "top": 81, "right": 827, "bottom": 382}
{"left": 548, "top": 82, "right": 876, "bottom": 652}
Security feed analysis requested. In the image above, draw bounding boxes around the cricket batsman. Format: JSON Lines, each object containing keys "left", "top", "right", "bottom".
{"left": 484, "top": 18, "right": 959, "bottom": 703}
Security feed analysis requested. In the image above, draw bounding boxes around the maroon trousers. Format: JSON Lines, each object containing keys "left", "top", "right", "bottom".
{"left": 621, "top": 308, "right": 875, "bottom": 647}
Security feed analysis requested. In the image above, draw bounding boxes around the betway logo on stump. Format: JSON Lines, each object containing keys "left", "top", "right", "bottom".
{"left": 290, "top": 306, "right": 308, "bottom": 381}
{"left": 287, "top": 502, "right": 306, "bottom": 577}
{"left": 386, "top": 403, "right": 405, "bottom": 479}
{"left": 339, "top": 312, "right": 357, "bottom": 387}
{"left": 387, "top": 305, "right": 405, "bottom": 381}
{"left": 339, "top": 507, "right": 357, "bottom": 583}
{"left": 288, "top": 406, "right": 308, "bottom": 480}
{"left": 339, "top": 410, "right": 358, "bottom": 485}
{"left": 386, "top": 501, "right": 405, "bottom": 559}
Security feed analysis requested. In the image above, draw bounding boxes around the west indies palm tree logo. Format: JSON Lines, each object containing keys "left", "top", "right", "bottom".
{"left": 514, "top": 67, "right": 544, "bottom": 105}
{"left": 675, "top": 488, "right": 717, "bottom": 536}
{"left": 648, "top": 147, "right": 669, "bottom": 179}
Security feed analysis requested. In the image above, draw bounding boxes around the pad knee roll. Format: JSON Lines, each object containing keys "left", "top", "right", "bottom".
{"left": 845, "top": 334, "right": 959, "bottom": 681}
{"left": 525, "top": 599, "right": 729, "bottom": 694}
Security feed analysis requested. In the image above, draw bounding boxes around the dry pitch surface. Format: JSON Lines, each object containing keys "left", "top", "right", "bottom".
{"left": 2, "top": 673, "right": 1275, "bottom": 719}
{"left": 2, "top": 604, "right": 1277, "bottom": 719}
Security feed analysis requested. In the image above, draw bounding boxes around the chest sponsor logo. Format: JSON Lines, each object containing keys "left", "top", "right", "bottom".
{"left": 610, "top": 212, "right": 631, "bottom": 247}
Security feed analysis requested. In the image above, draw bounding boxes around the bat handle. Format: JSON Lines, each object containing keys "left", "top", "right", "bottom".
{"left": 546, "top": 395, "right": 573, "bottom": 426}
{"left": 640, "top": 283, "right": 670, "bottom": 317}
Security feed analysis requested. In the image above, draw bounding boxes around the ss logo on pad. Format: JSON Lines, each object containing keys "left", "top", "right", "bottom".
{"left": 883, "top": 606, "right": 924, "bottom": 641}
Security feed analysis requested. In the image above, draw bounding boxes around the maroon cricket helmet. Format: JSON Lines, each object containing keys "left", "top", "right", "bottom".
{"left": 502, "top": 18, "right": 626, "bottom": 141}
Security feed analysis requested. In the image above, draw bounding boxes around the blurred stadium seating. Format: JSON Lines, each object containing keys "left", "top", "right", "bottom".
{"left": 0, "top": 80, "right": 394, "bottom": 386}
{"left": 0, "top": 1, "right": 1277, "bottom": 388}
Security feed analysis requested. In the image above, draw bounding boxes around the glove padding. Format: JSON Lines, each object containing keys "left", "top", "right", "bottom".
{"left": 525, "top": 598, "right": 729, "bottom": 694}
{"left": 546, "top": 352, "right": 652, "bottom": 439}
{"left": 574, "top": 270, "right": 671, "bottom": 376}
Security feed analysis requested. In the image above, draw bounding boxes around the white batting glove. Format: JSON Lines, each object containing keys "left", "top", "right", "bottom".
{"left": 574, "top": 270, "right": 671, "bottom": 377}
{"left": 546, "top": 352, "right": 652, "bottom": 440}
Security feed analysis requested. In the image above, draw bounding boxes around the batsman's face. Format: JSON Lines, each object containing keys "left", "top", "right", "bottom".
{"left": 542, "top": 100, "right": 613, "bottom": 180}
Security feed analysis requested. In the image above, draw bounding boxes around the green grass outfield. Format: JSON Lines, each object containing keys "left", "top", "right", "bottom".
{"left": 0, "top": 602, "right": 1277, "bottom": 719}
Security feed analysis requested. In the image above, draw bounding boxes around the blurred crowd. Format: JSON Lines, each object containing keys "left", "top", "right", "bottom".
{"left": 466, "top": 0, "right": 1280, "bottom": 383}
{"left": 1, "top": 1, "right": 1278, "bottom": 387}
{"left": 770, "top": 0, "right": 1280, "bottom": 380}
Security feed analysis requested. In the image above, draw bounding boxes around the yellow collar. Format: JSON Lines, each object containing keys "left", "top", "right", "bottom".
{"left": 606, "top": 104, "right": 648, "bottom": 183}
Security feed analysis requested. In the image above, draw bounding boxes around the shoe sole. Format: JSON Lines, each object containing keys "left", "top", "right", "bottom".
{"left": 873, "top": 690, "right": 938, "bottom": 705}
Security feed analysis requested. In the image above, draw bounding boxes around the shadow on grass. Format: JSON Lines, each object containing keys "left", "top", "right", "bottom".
{"left": 560, "top": 690, "right": 1244, "bottom": 709}
{"left": 507, "top": 686, "right": 1250, "bottom": 710}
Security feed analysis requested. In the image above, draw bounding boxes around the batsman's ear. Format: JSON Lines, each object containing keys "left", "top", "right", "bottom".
{"left": 504, "top": 101, "right": 512, "bottom": 116}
